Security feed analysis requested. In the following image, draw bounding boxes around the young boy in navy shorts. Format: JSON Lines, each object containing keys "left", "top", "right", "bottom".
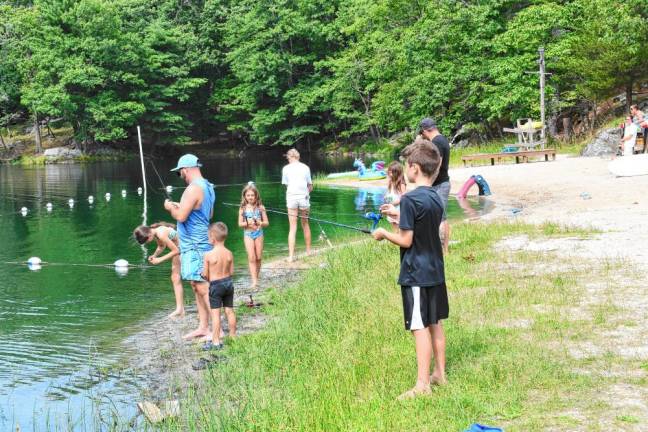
{"left": 373, "top": 139, "right": 448, "bottom": 399}
{"left": 201, "top": 222, "right": 236, "bottom": 350}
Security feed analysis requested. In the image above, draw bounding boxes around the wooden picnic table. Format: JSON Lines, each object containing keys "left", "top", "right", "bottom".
{"left": 461, "top": 149, "right": 556, "bottom": 167}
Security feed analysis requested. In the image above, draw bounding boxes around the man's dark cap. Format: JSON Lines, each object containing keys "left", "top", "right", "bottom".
{"left": 419, "top": 118, "right": 437, "bottom": 131}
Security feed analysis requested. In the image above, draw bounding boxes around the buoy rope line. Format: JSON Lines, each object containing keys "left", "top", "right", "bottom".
{"left": 2, "top": 260, "right": 152, "bottom": 269}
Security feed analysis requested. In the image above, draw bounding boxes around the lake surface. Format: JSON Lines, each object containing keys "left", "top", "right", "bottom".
{"left": 0, "top": 152, "right": 483, "bottom": 430}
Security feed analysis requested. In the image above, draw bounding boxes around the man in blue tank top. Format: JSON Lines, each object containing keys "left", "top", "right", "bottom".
{"left": 165, "top": 154, "right": 215, "bottom": 340}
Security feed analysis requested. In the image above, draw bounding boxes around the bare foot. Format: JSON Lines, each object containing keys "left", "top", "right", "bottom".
{"left": 182, "top": 328, "right": 210, "bottom": 340}
{"left": 430, "top": 375, "right": 447, "bottom": 386}
{"left": 286, "top": 256, "right": 295, "bottom": 263}
{"left": 198, "top": 329, "right": 224, "bottom": 342}
{"left": 397, "top": 383, "right": 431, "bottom": 400}
{"left": 168, "top": 309, "right": 185, "bottom": 319}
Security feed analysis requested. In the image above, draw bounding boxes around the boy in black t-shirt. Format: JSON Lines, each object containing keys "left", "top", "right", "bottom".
{"left": 372, "top": 140, "right": 448, "bottom": 400}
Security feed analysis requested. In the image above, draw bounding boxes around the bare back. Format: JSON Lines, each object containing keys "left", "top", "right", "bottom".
{"left": 202, "top": 245, "right": 233, "bottom": 282}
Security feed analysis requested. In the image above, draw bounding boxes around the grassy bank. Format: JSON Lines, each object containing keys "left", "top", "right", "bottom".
{"left": 157, "top": 221, "right": 628, "bottom": 431}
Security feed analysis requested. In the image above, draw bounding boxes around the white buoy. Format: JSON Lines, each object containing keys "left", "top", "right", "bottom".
{"left": 114, "top": 259, "right": 129, "bottom": 275}
{"left": 121, "top": 189, "right": 127, "bottom": 197}
{"left": 114, "top": 259, "right": 129, "bottom": 268}
{"left": 68, "top": 198, "right": 75, "bottom": 208}
{"left": 105, "top": 192, "right": 111, "bottom": 202}
{"left": 46, "top": 202, "right": 53, "bottom": 212}
{"left": 28, "top": 264, "right": 42, "bottom": 271}
{"left": 27, "top": 257, "right": 42, "bottom": 265}
{"left": 88, "top": 195, "right": 94, "bottom": 203}
{"left": 166, "top": 185, "right": 173, "bottom": 193}
{"left": 20, "top": 207, "right": 28, "bottom": 216}
{"left": 137, "top": 187, "right": 143, "bottom": 195}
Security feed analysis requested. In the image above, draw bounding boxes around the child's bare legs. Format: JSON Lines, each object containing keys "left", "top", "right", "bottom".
{"left": 287, "top": 208, "right": 298, "bottom": 261}
{"left": 183, "top": 281, "right": 211, "bottom": 340}
{"left": 300, "top": 208, "right": 311, "bottom": 255}
{"left": 429, "top": 323, "right": 447, "bottom": 384}
{"left": 254, "top": 236, "right": 264, "bottom": 283}
{"left": 224, "top": 307, "right": 236, "bottom": 338}
{"left": 440, "top": 221, "right": 450, "bottom": 255}
{"left": 412, "top": 328, "right": 433, "bottom": 388}
{"left": 244, "top": 236, "right": 259, "bottom": 287}
{"left": 210, "top": 307, "right": 222, "bottom": 345}
{"left": 169, "top": 255, "right": 185, "bottom": 318}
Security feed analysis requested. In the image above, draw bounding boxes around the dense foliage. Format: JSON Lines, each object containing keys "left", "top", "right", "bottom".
{"left": 0, "top": 0, "right": 646, "bottom": 150}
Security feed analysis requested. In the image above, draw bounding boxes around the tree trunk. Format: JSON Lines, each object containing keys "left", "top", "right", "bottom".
{"left": 45, "top": 119, "right": 56, "bottom": 138}
{"left": 562, "top": 117, "right": 572, "bottom": 140}
{"left": 0, "top": 130, "right": 7, "bottom": 150}
{"left": 33, "top": 113, "right": 43, "bottom": 154}
{"left": 548, "top": 93, "right": 559, "bottom": 138}
{"left": 626, "top": 80, "right": 633, "bottom": 112}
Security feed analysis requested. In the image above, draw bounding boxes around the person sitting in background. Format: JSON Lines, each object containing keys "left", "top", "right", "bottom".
{"left": 621, "top": 115, "right": 639, "bottom": 157}
{"left": 630, "top": 105, "right": 647, "bottom": 153}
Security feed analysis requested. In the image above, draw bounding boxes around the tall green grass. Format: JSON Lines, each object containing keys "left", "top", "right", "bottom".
{"left": 163, "top": 222, "right": 597, "bottom": 431}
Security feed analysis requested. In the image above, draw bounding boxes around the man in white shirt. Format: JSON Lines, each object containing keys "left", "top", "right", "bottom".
{"left": 282, "top": 149, "right": 313, "bottom": 262}
{"left": 621, "top": 115, "right": 639, "bottom": 157}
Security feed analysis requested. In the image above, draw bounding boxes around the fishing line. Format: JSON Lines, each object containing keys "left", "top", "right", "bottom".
{"left": 221, "top": 202, "right": 373, "bottom": 234}
{"left": 170, "top": 180, "right": 283, "bottom": 190}
{"left": 147, "top": 159, "right": 172, "bottom": 199}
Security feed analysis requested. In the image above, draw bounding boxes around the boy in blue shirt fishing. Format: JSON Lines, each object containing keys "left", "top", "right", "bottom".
{"left": 373, "top": 140, "right": 448, "bottom": 399}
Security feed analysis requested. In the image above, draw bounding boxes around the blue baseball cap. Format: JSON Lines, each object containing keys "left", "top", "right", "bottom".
{"left": 170, "top": 154, "right": 202, "bottom": 172}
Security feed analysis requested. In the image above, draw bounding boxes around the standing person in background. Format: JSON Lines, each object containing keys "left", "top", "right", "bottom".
{"left": 282, "top": 149, "right": 313, "bottom": 262}
{"left": 384, "top": 161, "right": 407, "bottom": 231}
{"left": 630, "top": 105, "right": 647, "bottom": 153}
{"left": 418, "top": 118, "right": 451, "bottom": 254}
{"left": 238, "top": 182, "right": 269, "bottom": 288}
{"left": 164, "top": 154, "right": 215, "bottom": 340}
{"left": 621, "top": 115, "right": 639, "bottom": 157}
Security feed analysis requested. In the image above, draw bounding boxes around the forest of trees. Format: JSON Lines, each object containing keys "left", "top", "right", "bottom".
{"left": 0, "top": 0, "right": 646, "bottom": 151}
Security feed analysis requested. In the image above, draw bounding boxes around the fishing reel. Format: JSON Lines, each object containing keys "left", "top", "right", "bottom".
{"left": 363, "top": 212, "right": 382, "bottom": 231}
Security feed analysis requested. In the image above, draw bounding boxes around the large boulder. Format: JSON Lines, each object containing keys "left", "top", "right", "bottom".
{"left": 43, "top": 146, "right": 82, "bottom": 159}
{"left": 581, "top": 127, "right": 622, "bottom": 156}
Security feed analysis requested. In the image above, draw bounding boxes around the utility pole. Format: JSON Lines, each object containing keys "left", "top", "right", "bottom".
{"left": 539, "top": 47, "right": 546, "bottom": 141}
{"left": 525, "top": 47, "right": 552, "bottom": 147}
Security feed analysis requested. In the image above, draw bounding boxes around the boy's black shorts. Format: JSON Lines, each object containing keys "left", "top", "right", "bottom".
{"left": 401, "top": 283, "right": 449, "bottom": 330}
{"left": 209, "top": 277, "right": 234, "bottom": 309}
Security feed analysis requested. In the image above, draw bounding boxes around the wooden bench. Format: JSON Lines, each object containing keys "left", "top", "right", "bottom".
{"left": 461, "top": 149, "right": 557, "bottom": 167}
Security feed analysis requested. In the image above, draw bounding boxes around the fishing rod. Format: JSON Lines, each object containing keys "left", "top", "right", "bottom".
{"left": 147, "top": 159, "right": 172, "bottom": 199}
{"left": 222, "top": 202, "right": 377, "bottom": 234}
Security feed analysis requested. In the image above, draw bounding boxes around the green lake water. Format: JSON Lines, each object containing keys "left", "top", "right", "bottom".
{"left": 0, "top": 153, "right": 484, "bottom": 430}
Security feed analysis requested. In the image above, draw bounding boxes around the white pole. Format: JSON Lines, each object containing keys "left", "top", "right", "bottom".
{"left": 137, "top": 125, "right": 147, "bottom": 226}
{"left": 539, "top": 47, "right": 546, "bottom": 143}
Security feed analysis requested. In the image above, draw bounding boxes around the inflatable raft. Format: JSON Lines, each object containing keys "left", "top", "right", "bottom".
{"left": 326, "top": 159, "right": 386, "bottom": 180}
